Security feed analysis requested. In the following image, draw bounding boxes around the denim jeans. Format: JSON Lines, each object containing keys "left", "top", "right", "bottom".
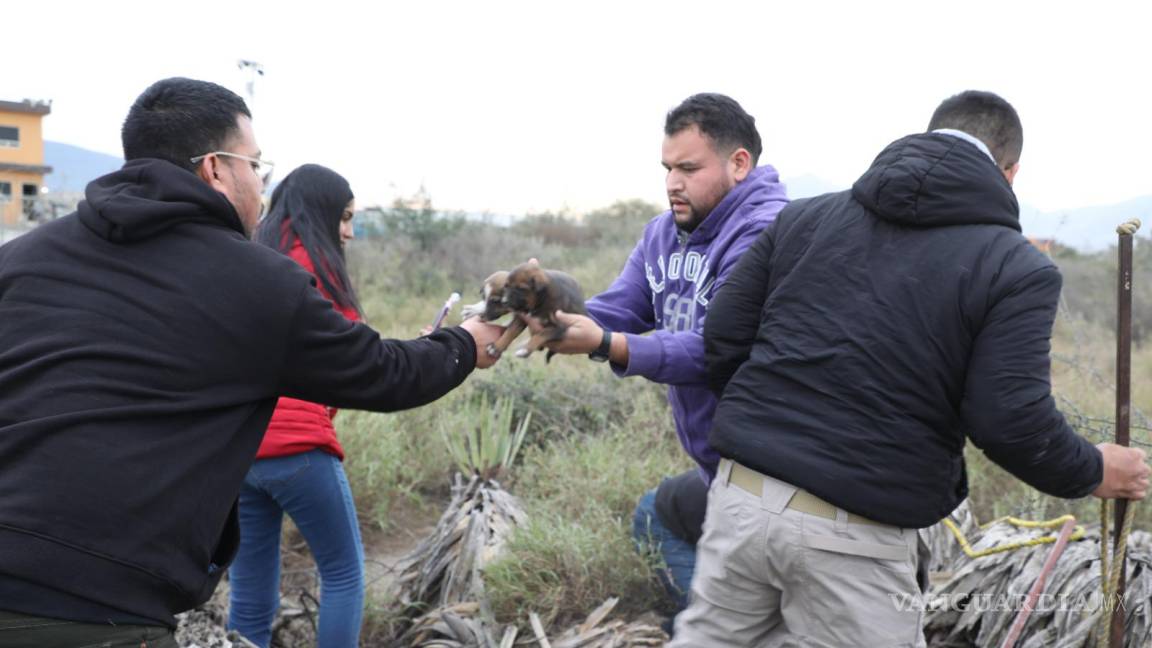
{"left": 228, "top": 449, "right": 365, "bottom": 648}
{"left": 632, "top": 488, "right": 697, "bottom": 614}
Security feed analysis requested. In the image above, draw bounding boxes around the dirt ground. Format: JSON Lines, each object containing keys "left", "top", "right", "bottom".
{"left": 176, "top": 498, "right": 444, "bottom": 647}
{"left": 362, "top": 500, "right": 443, "bottom": 601}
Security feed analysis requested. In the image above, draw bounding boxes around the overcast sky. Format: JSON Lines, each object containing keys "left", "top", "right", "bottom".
{"left": 6, "top": 1, "right": 1149, "bottom": 215}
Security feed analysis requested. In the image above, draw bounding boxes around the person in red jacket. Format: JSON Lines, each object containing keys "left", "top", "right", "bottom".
{"left": 228, "top": 164, "right": 370, "bottom": 648}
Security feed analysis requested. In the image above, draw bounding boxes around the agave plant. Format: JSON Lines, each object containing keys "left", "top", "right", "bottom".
{"left": 391, "top": 396, "right": 668, "bottom": 646}
{"left": 441, "top": 395, "right": 532, "bottom": 481}
{"left": 389, "top": 396, "right": 532, "bottom": 644}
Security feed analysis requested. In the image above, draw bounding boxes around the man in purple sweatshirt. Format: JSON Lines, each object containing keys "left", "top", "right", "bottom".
{"left": 542, "top": 93, "right": 789, "bottom": 623}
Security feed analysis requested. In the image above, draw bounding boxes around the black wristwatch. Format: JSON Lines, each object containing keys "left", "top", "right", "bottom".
{"left": 588, "top": 328, "right": 613, "bottom": 363}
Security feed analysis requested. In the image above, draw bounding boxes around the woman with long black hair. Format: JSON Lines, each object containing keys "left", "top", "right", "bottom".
{"left": 228, "top": 164, "right": 366, "bottom": 648}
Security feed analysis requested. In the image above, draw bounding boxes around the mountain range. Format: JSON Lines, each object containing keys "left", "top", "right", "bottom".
{"left": 782, "top": 174, "right": 1149, "bottom": 252}
{"left": 41, "top": 143, "right": 1148, "bottom": 252}
{"left": 44, "top": 141, "right": 123, "bottom": 194}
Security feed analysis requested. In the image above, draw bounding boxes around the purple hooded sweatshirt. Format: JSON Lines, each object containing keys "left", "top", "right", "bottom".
{"left": 586, "top": 165, "right": 789, "bottom": 480}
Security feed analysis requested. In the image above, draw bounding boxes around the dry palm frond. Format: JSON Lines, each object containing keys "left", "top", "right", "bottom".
{"left": 921, "top": 499, "right": 980, "bottom": 575}
{"left": 395, "top": 602, "right": 501, "bottom": 647}
{"left": 404, "top": 597, "right": 667, "bottom": 648}
{"left": 924, "top": 524, "right": 1152, "bottom": 647}
{"left": 394, "top": 473, "right": 527, "bottom": 625}
{"left": 543, "top": 598, "right": 669, "bottom": 648}
{"left": 393, "top": 590, "right": 668, "bottom": 647}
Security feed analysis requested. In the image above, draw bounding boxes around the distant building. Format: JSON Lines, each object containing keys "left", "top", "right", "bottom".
{"left": 0, "top": 99, "right": 53, "bottom": 227}
{"left": 1027, "top": 237, "right": 1055, "bottom": 254}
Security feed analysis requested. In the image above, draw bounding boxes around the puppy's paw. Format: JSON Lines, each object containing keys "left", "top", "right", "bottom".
{"left": 485, "top": 343, "right": 503, "bottom": 359}
{"left": 461, "top": 301, "right": 485, "bottom": 320}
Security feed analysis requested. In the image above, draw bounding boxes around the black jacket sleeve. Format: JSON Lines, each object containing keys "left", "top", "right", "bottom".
{"left": 961, "top": 264, "right": 1103, "bottom": 498}
{"left": 704, "top": 223, "right": 776, "bottom": 395}
{"left": 276, "top": 281, "right": 476, "bottom": 412}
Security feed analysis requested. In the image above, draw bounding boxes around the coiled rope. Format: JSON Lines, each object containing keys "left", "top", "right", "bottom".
{"left": 943, "top": 514, "right": 1085, "bottom": 558}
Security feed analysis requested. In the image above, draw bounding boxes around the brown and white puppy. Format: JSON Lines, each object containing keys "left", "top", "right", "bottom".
{"left": 497, "top": 260, "right": 586, "bottom": 360}
{"left": 461, "top": 271, "right": 511, "bottom": 322}
{"left": 461, "top": 270, "right": 529, "bottom": 359}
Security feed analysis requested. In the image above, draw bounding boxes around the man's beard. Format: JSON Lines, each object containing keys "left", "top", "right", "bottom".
{"left": 673, "top": 200, "right": 710, "bottom": 233}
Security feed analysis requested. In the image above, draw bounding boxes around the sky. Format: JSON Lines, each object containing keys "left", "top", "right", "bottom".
{"left": 6, "top": 0, "right": 1150, "bottom": 217}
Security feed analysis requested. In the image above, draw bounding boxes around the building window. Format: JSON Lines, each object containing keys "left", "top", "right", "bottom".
{"left": 0, "top": 182, "right": 11, "bottom": 200}
{"left": 22, "top": 184, "right": 40, "bottom": 219}
{"left": 0, "top": 126, "right": 18, "bottom": 148}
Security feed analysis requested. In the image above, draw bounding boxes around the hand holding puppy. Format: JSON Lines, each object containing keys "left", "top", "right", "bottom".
{"left": 529, "top": 310, "right": 602, "bottom": 354}
{"left": 524, "top": 310, "right": 628, "bottom": 365}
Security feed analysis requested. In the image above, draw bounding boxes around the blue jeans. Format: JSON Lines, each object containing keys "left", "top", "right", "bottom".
{"left": 228, "top": 449, "right": 364, "bottom": 648}
{"left": 632, "top": 488, "right": 697, "bottom": 614}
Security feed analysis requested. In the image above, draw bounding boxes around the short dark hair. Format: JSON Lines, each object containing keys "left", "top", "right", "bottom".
{"left": 665, "top": 93, "right": 762, "bottom": 165}
{"left": 121, "top": 77, "right": 251, "bottom": 172}
{"left": 927, "top": 90, "right": 1022, "bottom": 169}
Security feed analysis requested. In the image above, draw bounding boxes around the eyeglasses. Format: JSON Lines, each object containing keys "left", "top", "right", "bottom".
{"left": 190, "top": 151, "right": 275, "bottom": 188}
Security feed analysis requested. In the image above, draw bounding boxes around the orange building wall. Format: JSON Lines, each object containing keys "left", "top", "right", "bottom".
{"left": 0, "top": 106, "right": 50, "bottom": 227}
{"left": 0, "top": 110, "right": 47, "bottom": 166}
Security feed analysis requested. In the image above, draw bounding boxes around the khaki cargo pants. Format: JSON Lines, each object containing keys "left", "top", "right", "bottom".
{"left": 669, "top": 460, "right": 927, "bottom": 647}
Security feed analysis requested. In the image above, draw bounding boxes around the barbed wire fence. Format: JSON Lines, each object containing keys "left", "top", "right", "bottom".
{"left": 1052, "top": 290, "right": 1150, "bottom": 438}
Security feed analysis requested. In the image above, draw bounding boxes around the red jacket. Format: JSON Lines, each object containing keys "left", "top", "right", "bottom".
{"left": 256, "top": 239, "right": 359, "bottom": 460}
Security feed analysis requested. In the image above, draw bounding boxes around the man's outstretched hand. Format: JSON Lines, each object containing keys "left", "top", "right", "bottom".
{"left": 459, "top": 318, "right": 506, "bottom": 369}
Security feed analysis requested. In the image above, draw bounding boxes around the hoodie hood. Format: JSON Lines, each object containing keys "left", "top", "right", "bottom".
{"left": 851, "top": 132, "right": 1020, "bottom": 231}
{"left": 78, "top": 158, "right": 245, "bottom": 243}
{"left": 688, "top": 165, "right": 789, "bottom": 243}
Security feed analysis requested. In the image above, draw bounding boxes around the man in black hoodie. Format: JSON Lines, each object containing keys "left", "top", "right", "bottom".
{"left": 668, "top": 91, "right": 1150, "bottom": 646}
{"left": 0, "top": 77, "right": 505, "bottom": 646}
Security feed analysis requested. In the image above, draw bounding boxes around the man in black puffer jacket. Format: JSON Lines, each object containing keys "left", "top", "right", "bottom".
{"left": 668, "top": 91, "right": 1150, "bottom": 647}
{"left": 0, "top": 78, "right": 505, "bottom": 647}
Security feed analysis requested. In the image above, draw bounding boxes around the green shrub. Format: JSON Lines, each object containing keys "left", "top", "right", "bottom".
{"left": 483, "top": 422, "right": 688, "bottom": 626}
{"left": 469, "top": 359, "right": 642, "bottom": 439}
{"left": 512, "top": 417, "right": 689, "bottom": 521}
{"left": 339, "top": 405, "right": 458, "bottom": 531}
{"left": 583, "top": 199, "right": 662, "bottom": 245}
{"left": 483, "top": 510, "right": 664, "bottom": 627}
